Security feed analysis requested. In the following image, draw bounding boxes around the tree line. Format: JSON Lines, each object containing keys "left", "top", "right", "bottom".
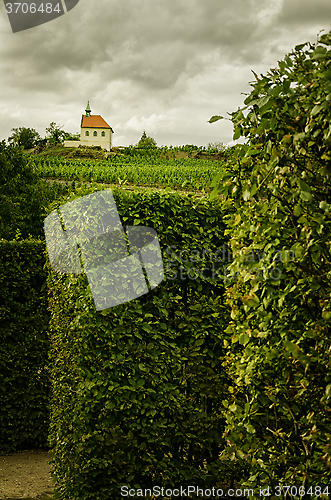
{"left": 7, "top": 122, "right": 80, "bottom": 150}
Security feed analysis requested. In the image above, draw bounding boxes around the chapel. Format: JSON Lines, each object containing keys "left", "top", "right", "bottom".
{"left": 64, "top": 102, "right": 114, "bottom": 151}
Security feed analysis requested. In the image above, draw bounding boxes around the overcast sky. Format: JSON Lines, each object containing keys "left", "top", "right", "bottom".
{"left": 0, "top": 0, "right": 330, "bottom": 147}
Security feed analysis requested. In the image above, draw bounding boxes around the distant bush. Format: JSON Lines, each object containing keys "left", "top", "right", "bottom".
{"left": 64, "top": 131, "right": 80, "bottom": 141}
{"left": 0, "top": 142, "right": 67, "bottom": 240}
{"left": 137, "top": 131, "right": 157, "bottom": 148}
{"left": 67, "top": 145, "right": 107, "bottom": 160}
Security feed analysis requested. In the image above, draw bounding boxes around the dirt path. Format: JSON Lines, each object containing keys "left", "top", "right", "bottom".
{"left": 0, "top": 450, "right": 54, "bottom": 500}
{"left": 42, "top": 178, "right": 210, "bottom": 198}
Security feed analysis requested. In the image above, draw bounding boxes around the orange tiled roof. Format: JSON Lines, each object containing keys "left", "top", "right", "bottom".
{"left": 81, "top": 115, "right": 113, "bottom": 130}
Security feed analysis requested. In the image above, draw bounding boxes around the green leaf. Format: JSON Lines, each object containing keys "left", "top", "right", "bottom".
{"left": 239, "top": 333, "right": 250, "bottom": 345}
{"left": 294, "top": 205, "right": 302, "bottom": 216}
{"left": 293, "top": 132, "right": 306, "bottom": 142}
{"left": 209, "top": 188, "right": 219, "bottom": 200}
{"left": 250, "top": 184, "right": 257, "bottom": 197}
{"left": 210, "top": 173, "right": 222, "bottom": 187}
{"left": 311, "top": 104, "right": 324, "bottom": 116}
{"left": 208, "top": 115, "right": 224, "bottom": 123}
{"left": 141, "top": 323, "right": 152, "bottom": 333}
{"left": 250, "top": 95, "right": 270, "bottom": 109}
{"left": 311, "top": 46, "right": 327, "bottom": 59}
{"left": 234, "top": 213, "right": 241, "bottom": 225}
{"left": 233, "top": 127, "right": 242, "bottom": 140}
{"left": 300, "top": 191, "right": 312, "bottom": 201}
{"left": 322, "top": 310, "right": 331, "bottom": 320}
{"left": 242, "top": 293, "right": 260, "bottom": 307}
{"left": 298, "top": 179, "right": 311, "bottom": 193}
{"left": 295, "top": 43, "right": 307, "bottom": 51}
{"left": 297, "top": 179, "right": 312, "bottom": 202}
{"left": 320, "top": 200, "right": 329, "bottom": 210}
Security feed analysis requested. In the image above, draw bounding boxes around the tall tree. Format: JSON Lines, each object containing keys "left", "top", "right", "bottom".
{"left": 45, "top": 122, "right": 66, "bottom": 144}
{"left": 8, "top": 127, "right": 41, "bottom": 149}
{"left": 137, "top": 130, "right": 157, "bottom": 148}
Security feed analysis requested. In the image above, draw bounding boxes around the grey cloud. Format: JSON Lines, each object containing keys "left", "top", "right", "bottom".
{"left": 0, "top": 0, "right": 278, "bottom": 91}
{"left": 0, "top": 0, "right": 330, "bottom": 146}
{"left": 277, "top": 0, "right": 331, "bottom": 26}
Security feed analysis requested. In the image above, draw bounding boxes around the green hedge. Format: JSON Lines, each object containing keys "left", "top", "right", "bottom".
{"left": 209, "top": 31, "right": 331, "bottom": 486}
{"left": 0, "top": 240, "right": 50, "bottom": 453}
{"left": 0, "top": 141, "right": 69, "bottom": 240}
{"left": 47, "top": 187, "right": 233, "bottom": 498}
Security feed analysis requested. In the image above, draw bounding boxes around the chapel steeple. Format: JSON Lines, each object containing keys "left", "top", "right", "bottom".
{"left": 85, "top": 101, "right": 91, "bottom": 117}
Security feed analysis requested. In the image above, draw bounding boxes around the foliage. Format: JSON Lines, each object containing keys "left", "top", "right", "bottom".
{"left": 8, "top": 126, "right": 41, "bottom": 149}
{"left": 0, "top": 240, "right": 50, "bottom": 454}
{"left": 209, "top": 29, "right": 331, "bottom": 487}
{"left": 0, "top": 141, "right": 69, "bottom": 240}
{"left": 67, "top": 145, "right": 107, "bottom": 160}
{"left": 45, "top": 122, "right": 66, "bottom": 145}
{"left": 137, "top": 130, "right": 157, "bottom": 148}
{"left": 64, "top": 131, "right": 80, "bottom": 141}
{"left": 47, "top": 186, "right": 235, "bottom": 498}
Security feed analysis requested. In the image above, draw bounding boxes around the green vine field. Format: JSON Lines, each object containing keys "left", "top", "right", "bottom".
{"left": 30, "top": 154, "right": 231, "bottom": 192}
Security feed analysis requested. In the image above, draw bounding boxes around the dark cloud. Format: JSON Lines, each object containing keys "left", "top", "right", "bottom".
{"left": 0, "top": 0, "right": 330, "bottom": 146}
{"left": 277, "top": 0, "right": 331, "bottom": 26}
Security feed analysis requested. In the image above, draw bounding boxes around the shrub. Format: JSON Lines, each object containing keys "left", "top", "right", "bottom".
{"left": 0, "top": 142, "right": 67, "bottom": 240}
{"left": 209, "top": 29, "right": 331, "bottom": 486}
{"left": 0, "top": 240, "right": 50, "bottom": 453}
{"left": 47, "top": 187, "right": 235, "bottom": 498}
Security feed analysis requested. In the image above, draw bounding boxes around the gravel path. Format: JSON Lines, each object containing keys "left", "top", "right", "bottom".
{"left": 0, "top": 450, "right": 54, "bottom": 500}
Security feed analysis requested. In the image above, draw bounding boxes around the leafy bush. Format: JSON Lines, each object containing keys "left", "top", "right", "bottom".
{"left": 64, "top": 131, "right": 80, "bottom": 141}
{"left": 47, "top": 186, "right": 234, "bottom": 498}
{"left": 137, "top": 131, "right": 157, "bottom": 148}
{"left": 209, "top": 30, "right": 331, "bottom": 487}
{"left": 0, "top": 142, "right": 67, "bottom": 240}
{"left": 67, "top": 145, "right": 107, "bottom": 160}
{"left": 0, "top": 240, "right": 50, "bottom": 453}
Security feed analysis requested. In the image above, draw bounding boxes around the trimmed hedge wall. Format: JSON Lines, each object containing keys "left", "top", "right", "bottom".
{"left": 0, "top": 240, "right": 50, "bottom": 453}
{"left": 47, "top": 188, "right": 233, "bottom": 498}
